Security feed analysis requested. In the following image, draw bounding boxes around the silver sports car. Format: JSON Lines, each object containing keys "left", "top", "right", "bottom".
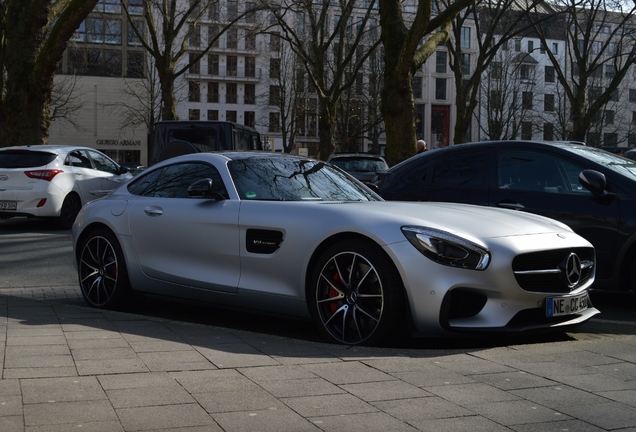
{"left": 72, "top": 152, "right": 599, "bottom": 345}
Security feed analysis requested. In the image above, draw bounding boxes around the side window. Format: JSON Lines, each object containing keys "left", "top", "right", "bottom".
{"left": 66, "top": 150, "right": 92, "bottom": 168}
{"left": 128, "top": 162, "right": 227, "bottom": 198}
{"left": 88, "top": 150, "right": 119, "bottom": 174}
{"left": 432, "top": 152, "right": 486, "bottom": 187}
{"left": 498, "top": 150, "right": 590, "bottom": 195}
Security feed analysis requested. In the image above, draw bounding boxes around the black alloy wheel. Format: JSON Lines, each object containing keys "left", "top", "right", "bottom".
{"left": 309, "top": 239, "right": 405, "bottom": 345}
{"left": 78, "top": 228, "right": 130, "bottom": 309}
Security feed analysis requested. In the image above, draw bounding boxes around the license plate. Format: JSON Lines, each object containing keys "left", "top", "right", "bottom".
{"left": 546, "top": 292, "right": 589, "bottom": 317}
{"left": 0, "top": 201, "right": 17, "bottom": 211}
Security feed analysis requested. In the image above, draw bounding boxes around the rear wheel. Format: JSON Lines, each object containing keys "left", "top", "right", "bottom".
{"left": 77, "top": 228, "right": 130, "bottom": 309}
{"left": 308, "top": 239, "right": 405, "bottom": 346}
{"left": 58, "top": 194, "right": 81, "bottom": 229}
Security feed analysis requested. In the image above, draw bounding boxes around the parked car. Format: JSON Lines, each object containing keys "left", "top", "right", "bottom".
{"left": 327, "top": 153, "right": 389, "bottom": 182}
{"left": 375, "top": 140, "right": 636, "bottom": 292}
{"left": 72, "top": 151, "right": 598, "bottom": 346}
{"left": 623, "top": 148, "right": 636, "bottom": 161}
{"left": 0, "top": 145, "right": 132, "bottom": 228}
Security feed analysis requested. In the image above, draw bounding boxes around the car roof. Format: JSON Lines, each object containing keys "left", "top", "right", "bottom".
{"left": 0, "top": 145, "right": 94, "bottom": 153}
{"left": 328, "top": 153, "right": 386, "bottom": 159}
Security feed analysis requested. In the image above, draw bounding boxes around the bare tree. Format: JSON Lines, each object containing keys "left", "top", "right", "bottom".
{"left": 261, "top": 0, "right": 383, "bottom": 160}
{"left": 122, "top": 0, "right": 260, "bottom": 123}
{"left": 378, "top": 0, "right": 472, "bottom": 166}
{"left": 49, "top": 74, "right": 88, "bottom": 131}
{"left": 529, "top": 0, "right": 636, "bottom": 143}
{"left": 480, "top": 50, "right": 535, "bottom": 140}
{"left": 0, "top": 0, "right": 100, "bottom": 147}
{"left": 444, "top": 0, "right": 557, "bottom": 145}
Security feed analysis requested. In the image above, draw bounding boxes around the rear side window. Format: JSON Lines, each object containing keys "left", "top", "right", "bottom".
{"left": 0, "top": 150, "right": 56, "bottom": 168}
{"left": 128, "top": 162, "right": 228, "bottom": 198}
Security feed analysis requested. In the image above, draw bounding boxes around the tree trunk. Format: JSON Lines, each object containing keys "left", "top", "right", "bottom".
{"left": 381, "top": 70, "right": 417, "bottom": 166}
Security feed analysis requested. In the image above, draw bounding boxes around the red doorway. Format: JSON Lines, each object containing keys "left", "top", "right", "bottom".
{"left": 431, "top": 105, "right": 450, "bottom": 148}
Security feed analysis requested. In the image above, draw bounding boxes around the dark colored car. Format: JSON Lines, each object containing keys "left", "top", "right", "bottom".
{"left": 327, "top": 153, "right": 389, "bottom": 182}
{"left": 375, "top": 140, "right": 636, "bottom": 292}
{"left": 623, "top": 148, "right": 636, "bottom": 161}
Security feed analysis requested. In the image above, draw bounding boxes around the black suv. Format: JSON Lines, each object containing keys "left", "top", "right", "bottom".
{"left": 375, "top": 141, "right": 636, "bottom": 292}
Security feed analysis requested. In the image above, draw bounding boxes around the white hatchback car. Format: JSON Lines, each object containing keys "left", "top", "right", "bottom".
{"left": 0, "top": 145, "right": 132, "bottom": 228}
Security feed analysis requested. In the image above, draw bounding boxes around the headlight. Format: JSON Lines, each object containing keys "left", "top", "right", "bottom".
{"left": 401, "top": 226, "right": 490, "bottom": 270}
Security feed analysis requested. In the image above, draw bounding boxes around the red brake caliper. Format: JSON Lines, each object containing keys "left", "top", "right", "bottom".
{"left": 329, "top": 272, "right": 340, "bottom": 313}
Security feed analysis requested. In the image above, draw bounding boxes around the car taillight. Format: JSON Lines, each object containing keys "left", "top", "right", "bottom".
{"left": 24, "top": 169, "right": 64, "bottom": 181}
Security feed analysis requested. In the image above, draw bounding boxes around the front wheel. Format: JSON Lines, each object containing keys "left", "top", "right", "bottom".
{"left": 308, "top": 239, "right": 406, "bottom": 346}
{"left": 77, "top": 228, "right": 131, "bottom": 309}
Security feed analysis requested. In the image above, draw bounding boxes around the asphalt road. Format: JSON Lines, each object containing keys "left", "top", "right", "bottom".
{"left": 1, "top": 216, "right": 635, "bottom": 349}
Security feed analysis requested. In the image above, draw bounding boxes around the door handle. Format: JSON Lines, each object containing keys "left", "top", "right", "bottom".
{"left": 144, "top": 206, "right": 163, "bottom": 216}
{"left": 497, "top": 202, "right": 525, "bottom": 210}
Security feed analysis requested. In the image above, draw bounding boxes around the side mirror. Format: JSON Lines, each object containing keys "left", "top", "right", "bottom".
{"left": 579, "top": 169, "right": 608, "bottom": 196}
{"left": 119, "top": 165, "right": 130, "bottom": 175}
{"left": 187, "top": 178, "right": 225, "bottom": 200}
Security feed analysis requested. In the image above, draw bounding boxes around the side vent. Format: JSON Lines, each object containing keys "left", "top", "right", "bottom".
{"left": 246, "top": 229, "right": 284, "bottom": 254}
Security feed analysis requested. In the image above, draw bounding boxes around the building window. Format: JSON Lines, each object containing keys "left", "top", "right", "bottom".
{"left": 244, "top": 84, "right": 256, "bottom": 104}
{"left": 245, "top": 3, "right": 256, "bottom": 24}
{"left": 126, "top": 51, "right": 144, "bottom": 78}
{"left": 208, "top": 82, "right": 219, "bottom": 103}
{"left": 269, "top": 112, "right": 280, "bottom": 132}
{"left": 226, "top": 28, "right": 238, "bottom": 49}
{"left": 209, "top": 3, "right": 219, "bottom": 21}
{"left": 521, "top": 122, "right": 533, "bottom": 139}
{"left": 245, "top": 57, "right": 256, "bottom": 78}
{"left": 127, "top": 21, "right": 143, "bottom": 46}
{"left": 128, "top": 0, "right": 143, "bottom": 15}
{"left": 552, "top": 42, "right": 559, "bottom": 54}
{"left": 514, "top": 39, "right": 521, "bottom": 52}
{"left": 188, "top": 81, "right": 200, "bottom": 102}
{"left": 412, "top": 76, "right": 422, "bottom": 99}
{"left": 520, "top": 64, "right": 533, "bottom": 80}
{"left": 245, "top": 30, "right": 256, "bottom": 50}
{"left": 269, "top": 85, "right": 281, "bottom": 105}
{"left": 208, "top": 55, "right": 219, "bottom": 75}
{"left": 270, "top": 32, "right": 281, "bottom": 51}
{"left": 604, "top": 110, "right": 615, "bottom": 125}
{"left": 606, "top": 65, "right": 616, "bottom": 78}
{"left": 69, "top": 47, "right": 122, "bottom": 76}
{"left": 87, "top": 18, "right": 122, "bottom": 44}
{"left": 630, "top": 89, "right": 636, "bottom": 103}
{"left": 630, "top": 134, "right": 636, "bottom": 146}
{"left": 435, "top": 78, "right": 447, "bottom": 100}
{"left": 226, "top": 83, "right": 237, "bottom": 104}
{"left": 633, "top": 111, "right": 636, "bottom": 124}
{"left": 545, "top": 66, "right": 555, "bottom": 83}
{"left": 208, "top": 109, "right": 219, "bottom": 120}
{"left": 245, "top": 111, "right": 255, "bottom": 128}
{"left": 605, "top": 133, "right": 618, "bottom": 146}
{"left": 189, "top": 53, "right": 200, "bottom": 74}
{"left": 544, "top": 94, "right": 554, "bottom": 112}
{"left": 227, "top": 56, "right": 237, "bottom": 76}
{"left": 460, "top": 27, "right": 471, "bottom": 49}
{"left": 270, "top": 58, "right": 281, "bottom": 79}
{"left": 226, "top": 110, "right": 237, "bottom": 123}
{"left": 227, "top": 1, "right": 238, "bottom": 20}
{"left": 436, "top": 51, "right": 447, "bottom": 73}
{"left": 95, "top": 0, "right": 121, "bottom": 14}
{"left": 609, "top": 88, "right": 619, "bottom": 102}
{"left": 189, "top": 109, "right": 200, "bottom": 120}
{"left": 522, "top": 91, "right": 533, "bottom": 109}
{"left": 189, "top": 25, "right": 201, "bottom": 47}
{"left": 528, "top": 40, "right": 534, "bottom": 52}
{"left": 543, "top": 123, "right": 554, "bottom": 141}
{"left": 209, "top": 25, "right": 220, "bottom": 48}
{"left": 461, "top": 53, "right": 470, "bottom": 75}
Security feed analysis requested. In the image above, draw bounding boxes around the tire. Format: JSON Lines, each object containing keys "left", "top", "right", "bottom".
{"left": 58, "top": 194, "right": 82, "bottom": 229}
{"left": 77, "top": 228, "right": 131, "bottom": 309}
{"left": 308, "top": 239, "right": 405, "bottom": 346}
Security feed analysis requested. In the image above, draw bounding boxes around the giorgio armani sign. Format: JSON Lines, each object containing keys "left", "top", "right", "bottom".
{"left": 96, "top": 140, "right": 142, "bottom": 146}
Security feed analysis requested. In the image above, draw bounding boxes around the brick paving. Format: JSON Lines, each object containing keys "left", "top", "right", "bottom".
{"left": 0, "top": 287, "right": 635, "bottom": 431}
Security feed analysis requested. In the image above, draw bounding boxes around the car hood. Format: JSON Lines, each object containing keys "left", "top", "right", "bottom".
{"left": 349, "top": 201, "right": 573, "bottom": 238}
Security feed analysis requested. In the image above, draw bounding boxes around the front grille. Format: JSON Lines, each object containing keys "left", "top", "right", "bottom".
{"left": 512, "top": 247, "right": 594, "bottom": 293}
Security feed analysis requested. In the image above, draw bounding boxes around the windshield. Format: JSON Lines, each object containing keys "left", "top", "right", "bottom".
{"left": 228, "top": 157, "right": 381, "bottom": 201}
{"left": 330, "top": 157, "right": 387, "bottom": 172}
{"left": 567, "top": 146, "right": 636, "bottom": 181}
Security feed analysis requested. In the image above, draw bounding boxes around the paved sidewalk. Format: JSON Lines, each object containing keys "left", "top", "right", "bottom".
{"left": 0, "top": 288, "right": 635, "bottom": 432}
